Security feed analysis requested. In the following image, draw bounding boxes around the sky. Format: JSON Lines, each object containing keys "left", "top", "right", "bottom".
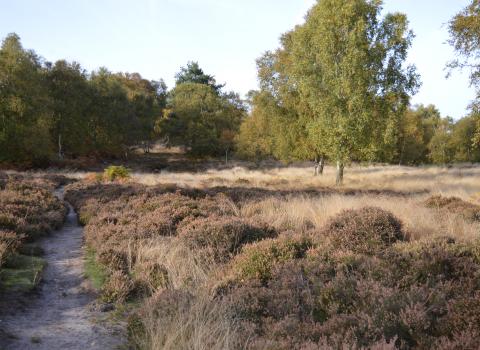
{"left": 0, "top": 0, "right": 475, "bottom": 119}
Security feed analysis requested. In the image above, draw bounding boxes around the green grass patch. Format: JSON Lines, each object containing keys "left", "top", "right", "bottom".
{"left": 103, "top": 165, "right": 131, "bottom": 182}
{"left": 18, "top": 243, "right": 44, "bottom": 257}
{"left": 85, "top": 248, "right": 107, "bottom": 290}
{"left": 0, "top": 254, "right": 46, "bottom": 292}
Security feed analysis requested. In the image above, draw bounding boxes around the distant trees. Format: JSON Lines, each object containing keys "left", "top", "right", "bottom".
{"left": 175, "top": 61, "right": 224, "bottom": 93}
{"left": 0, "top": 33, "right": 52, "bottom": 164}
{"left": 156, "top": 64, "right": 245, "bottom": 157}
{"left": 237, "top": 0, "right": 419, "bottom": 183}
{"left": 0, "top": 34, "right": 244, "bottom": 165}
{"left": 237, "top": 0, "right": 480, "bottom": 178}
{"left": 0, "top": 33, "right": 166, "bottom": 165}
{"left": 449, "top": 0, "right": 480, "bottom": 148}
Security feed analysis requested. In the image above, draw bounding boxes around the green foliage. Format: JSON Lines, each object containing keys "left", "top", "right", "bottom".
{"left": 235, "top": 92, "right": 275, "bottom": 161}
{"left": 449, "top": 0, "right": 480, "bottom": 89}
{"left": 449, "top": 1, "right": 480, "bottom": 149}
{"left": 157, "top": 83, "right": 245, "bottom": 157}
{"left": 103, "top": 165, "right": 131, "bottom": 182}
{"left": 0, "top": 33, "right": 167, "bottom": 165}
{"left": 175, "top": 61, "right": 224, "bottom": 93}
{"left": 0, "top": 254, "right": 46, "bottom": 292}
{"left": 451, "top": 114, "right": 480, "bottom": 162}
{"left": 231, "top": 235, "right": 313, "bottom": 282}
{"left": 290, "top": 0, "right": 419, "bottom": 164}
{"left": 85, "top": 249, "right": 107, "bottom": 290}
{"left": 237, "top": 0, "right": 427, "bottom": 175}
{"left": 0, "top": 33, "right": 53, "bottom": 164}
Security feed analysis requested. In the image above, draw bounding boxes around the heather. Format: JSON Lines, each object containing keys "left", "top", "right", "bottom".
{"left": 64, "top": 174, "right": 480, "bottom": 349}
{"left": 0, "top": 173, "right": 67, "bottom": 271}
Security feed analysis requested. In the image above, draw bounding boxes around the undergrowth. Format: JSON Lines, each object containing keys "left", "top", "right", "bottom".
{"left": 64, "top": 180, "right": 480, "bottom": 350}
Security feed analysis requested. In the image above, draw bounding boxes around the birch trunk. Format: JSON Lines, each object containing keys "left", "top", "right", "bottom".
{"left": 336, "top": 160, "right": 344, "bottom": 186}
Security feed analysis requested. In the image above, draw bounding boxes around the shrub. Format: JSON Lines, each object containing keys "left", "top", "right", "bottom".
{"left": 322, "top": 207, "right": 405, "bottom": 254}
{"left": 0, "top": 177, "right": 66, "bottom": 269}
{"left": 177, "top": 216, "right": 277, "bottom": 262}
{"left": 101, "top": 270, "right": 133, "bottom": 303}
{"left": 228, "top": 233, "right": 313, "bottom": 282}
{"left": 425, "top": 195, "right": 480, "bottom": 222}
{"left": 103, "top": 165, "right": 131, "bottom": 182}
{"left": 0, "top": 230, "right": 24, "bottom": 266}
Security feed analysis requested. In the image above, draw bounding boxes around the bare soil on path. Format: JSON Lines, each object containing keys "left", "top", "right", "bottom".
{"left": 0, "top": 189, "right": 124, "bottom": 350}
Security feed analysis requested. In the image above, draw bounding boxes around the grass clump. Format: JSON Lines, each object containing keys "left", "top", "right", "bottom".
{"left": 84, "top": 248, "right": 108, "bottom": 290}
{"left": 103, "top": 165, "right": 131, "bottom": 182}
{"left": 0, "top": 254, "right": 46, "bottom": 292}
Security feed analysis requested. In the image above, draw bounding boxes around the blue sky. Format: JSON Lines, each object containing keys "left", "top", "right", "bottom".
{"left": 0, "top": 0, "right": 475, "bottom": 119}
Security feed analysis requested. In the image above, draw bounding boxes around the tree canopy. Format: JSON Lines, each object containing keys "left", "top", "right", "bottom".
{"left": 175, "top": 61, "right": 224, "bottom": 93}
{"left": 156, "top": 82, "right": 245, "bottom": 157}
{"left": 0, "top": 33, "right": 167, "bottom": 165}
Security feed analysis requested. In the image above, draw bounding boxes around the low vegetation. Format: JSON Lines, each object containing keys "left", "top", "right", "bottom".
{"left": 103, "top": 165, "right": 131, "bottom": 182}
{"left": 63, "top": 165, "right": 480, "bottom": 349}
{"left": 0, "top": 173, "right": 67, "bottom": 291}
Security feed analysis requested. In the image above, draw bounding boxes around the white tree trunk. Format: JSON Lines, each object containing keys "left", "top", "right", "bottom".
{"left": 318, "top": 157, "right": 325, "bottom": 175}
{"left": 336, "top": 160, "right": 344, "bottom": 186}
{"left": 58, "top": 134, "right": 63, "bottom": 160}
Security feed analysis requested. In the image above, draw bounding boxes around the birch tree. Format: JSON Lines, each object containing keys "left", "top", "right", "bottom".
{"left": 290, "top": 0, "right": 419, "bottom": 184}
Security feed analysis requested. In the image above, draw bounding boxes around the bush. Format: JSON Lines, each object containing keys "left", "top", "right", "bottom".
{"left": 227, "top": 233, "right": 313, "bottom": 282}
{"left": 322, "top": 207, "right": 405, "bottom": 254}
{"left": 0, "top": 230, "right": 24, "bottom": 266}
{"left": 178, "top": 216, "right": 277, "bottom": 262}
{"left": 0, "top": 177, "right": 66, "bottom": 268}
{"left": 425, "top": 195, "right": 480, "bottom": 222}
{"left": 103, "top": 165, "right": 131, "bottom": 182}
{"left": 101, "top": 270, "right": 133, "bottom": 303}
{"left": 222, "top": 233, "right": 480, "bottom": 349}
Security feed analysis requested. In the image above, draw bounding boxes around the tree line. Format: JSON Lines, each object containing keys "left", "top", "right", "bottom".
{"left": 0, "top": 35, "right": 245, "bottom": 166}
{"left": 236, "top": 0, "right": 480, "bottom": 183}
{"left": 2, "top": 0, "right": 480, "bottom": 179}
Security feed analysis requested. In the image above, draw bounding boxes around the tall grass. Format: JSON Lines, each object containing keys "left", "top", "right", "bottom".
{"left": 130, "top": 164, "right": 480, "bottom": 197}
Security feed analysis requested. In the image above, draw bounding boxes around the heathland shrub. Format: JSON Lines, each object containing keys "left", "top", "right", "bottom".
{"left": 177, "top": 216, "right": 277, "bottom": 262}
{"left": 227, "top": 233, "right": 313, "bottom": 282}
{"left": 322, "top": 207, "right": 406, "bottom": 254}
{"left": 0, "top": 177, "right": 66, "bottom": 268}
{"left": 425, "top": 195, "right": 480, "bottom": 222}
{"left": 101, "top": 270, "right": 134, "bottom": 303}
{"left": 65, "top": 179, "right": 480, "bottom": 349}
{"left": 221, "top": 231, "right": 480, "bottom": 348}
{"left": 103, "top": 165, "right": 131, "bottom": 182}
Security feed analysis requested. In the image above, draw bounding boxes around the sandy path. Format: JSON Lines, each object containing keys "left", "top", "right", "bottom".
{"left": 0, "top": 190, "right": 124, "bottom": 350}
